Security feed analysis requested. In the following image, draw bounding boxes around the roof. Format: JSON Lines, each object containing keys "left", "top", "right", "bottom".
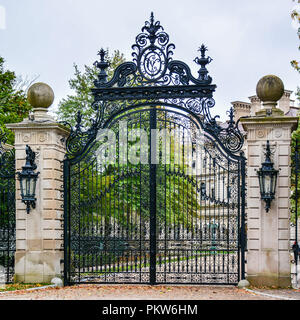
{"left": 285, "top": 106, "right": 299, "bottom": 117}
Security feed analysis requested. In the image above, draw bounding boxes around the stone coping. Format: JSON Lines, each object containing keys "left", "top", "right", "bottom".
{"left": 240, "top": 115, "right": 299, "bottom": 131}
{"left": 5, "top": 120, "right": 70, "bottom": 135}
{"left": 240, "top": 115, "right": 299, "bottom": 124}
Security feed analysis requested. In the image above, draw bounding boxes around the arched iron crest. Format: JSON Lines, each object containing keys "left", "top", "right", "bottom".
{"left": 64, "top": 12, "right": 244, "bottom": 161}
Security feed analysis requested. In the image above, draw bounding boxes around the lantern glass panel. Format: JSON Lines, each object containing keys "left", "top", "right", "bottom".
{"left": 26, "top": 177, "right": 31, "bottom": 197}
{"left": 30, "top": 176, "right": 36, "bottom": 196}
{"left": 271, "top": 172, "right": 278, "bottom": 195}
{"left": 258, "top": 172, "right": 264, "bottom": 194}
{"left": 264, "top": 174, "right": 271, "bottom": 194}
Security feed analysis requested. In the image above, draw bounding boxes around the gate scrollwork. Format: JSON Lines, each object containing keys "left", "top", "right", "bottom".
{"left": 65, "top": 13, "right": 244, "bottom": 159}
{"left": 63, "top": 13, "right": 246, "bottom": 286}
{"left": 0, "top": 127, "right": 16, "bottom": 284}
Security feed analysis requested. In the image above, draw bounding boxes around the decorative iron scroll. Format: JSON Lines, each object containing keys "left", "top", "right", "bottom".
{"left": 64, "top": 13, "right": 247, "bottom": 287}
{"left": 65, "top": 13, "right": 245, "bottom": 159}
{"left": 62, "top": 111, "right": 99, "bottom": 160}
{"left": 64, "top": 107, "right": 245, "bottom": 285}
{"left": 291, "top": 138, "right": 299, "bottom": 287}
{"left": 0, "top": 127, "right": 16, "bottom": 284}
{"left": 0, "top": 128, "right": 15, "bottom": 178}
{"left": 93, "top": 12, "right": 213, "bottom": 88}
{"left": 216, "top": 108, "right": 244, "bottom": 154}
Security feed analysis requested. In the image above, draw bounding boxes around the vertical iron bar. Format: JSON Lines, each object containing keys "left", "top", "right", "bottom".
{"left": 149, "top": 107, "right": 157, "bottom": 285}
{"left": 96, "top": 155, "right": 99, "bottom": 278}
{"left": 79, "top": 163, "right": 82, "bottom": 281}
{"left": 117, "top": 129, "right": 120, "bottom": 277}
{"left": 294, "top": 140, "right": 299, "bottom": 284}
{"left": 227, "top": 160, "right": 230, "bottom": 283}
{"left": 63, "top": 159, "right": 70, "bottom": 286}
{"left": 139, "top": 112, "right": 142, "bottom": 282}
{"left": 237, "top": 159, "right": 241, "bottom": 282}
{"left": 7, "top": 177, "right": 10, "bottom": 284}
{"left": 113, "top": 134, "right": 116, "bottom": 282}
{"left": 240, "top": 153, "right": 246, "bottom": 281}
{"left": 164, "top": 112, "right": 167, "bottom": 283}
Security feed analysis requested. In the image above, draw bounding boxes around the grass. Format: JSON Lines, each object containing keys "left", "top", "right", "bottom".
{"left": 0, "top": 283, "right": 51, "bottom": 292}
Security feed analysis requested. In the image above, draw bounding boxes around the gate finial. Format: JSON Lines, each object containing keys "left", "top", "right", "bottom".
{"left": 27, "top": 82, "right": 55, "bottom": 121}
{"left": 150, "top": 12, "right": 154, "bottom": 24}
{"left": 94, "top": 48, "right": 110, "bottom": 86}
{"left": 194, "top": 44, "right": 213, "bottom": 82}
{"left": 141, "top": 11, "right": 164, "bottom": 45}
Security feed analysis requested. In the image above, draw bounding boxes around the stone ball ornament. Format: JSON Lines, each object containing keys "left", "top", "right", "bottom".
{"left": 27, "top": 82, "right": 54, "bottom": 109}
{"left": 256, "top": 75, "right": 284, "bottom": 103}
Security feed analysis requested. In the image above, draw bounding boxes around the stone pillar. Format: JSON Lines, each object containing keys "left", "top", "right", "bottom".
{"left": 6, "top": 83, "right": 69, "bottom": 283}
{"left": 240, "top": 75, "right": 298, "bottom": 287}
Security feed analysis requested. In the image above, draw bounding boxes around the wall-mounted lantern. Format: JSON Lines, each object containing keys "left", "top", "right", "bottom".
{"left": 17, "top": 145, "right": 39, "bottom": 214}
{"left": 257, "top": 140, "right": 278, "bottom": 212}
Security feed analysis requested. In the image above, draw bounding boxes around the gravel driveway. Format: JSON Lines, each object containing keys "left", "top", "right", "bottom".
{"left": 0, "top": 284, "right": 299, "bottom": 300}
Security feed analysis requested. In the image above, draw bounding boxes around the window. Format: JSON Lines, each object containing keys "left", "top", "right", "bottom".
{"left": 200, "top": 182, "right": 206, "bottom": 200}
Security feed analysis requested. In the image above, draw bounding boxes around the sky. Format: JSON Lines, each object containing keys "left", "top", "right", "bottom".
{"left": 0, "top": 0, "right": 299, "bottom": 121}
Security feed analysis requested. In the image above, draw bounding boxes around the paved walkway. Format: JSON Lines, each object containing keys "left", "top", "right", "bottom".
{"left": 0, "top": 284, "right": 300, "bottom": 300}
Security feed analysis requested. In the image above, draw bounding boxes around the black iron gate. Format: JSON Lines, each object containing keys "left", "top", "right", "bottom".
{"left": 291, "top": 137, "right": 299, "bottom": 287}
{"left": 63, "top": 13, "right": 246, "bottom": 285}
{"left": 0, "top": 129, "right": 16, "bottom": 284}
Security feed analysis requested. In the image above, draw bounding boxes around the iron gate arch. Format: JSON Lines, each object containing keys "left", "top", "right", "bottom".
{"left": 63, "top": 13, "right": 246, "bottom": 285}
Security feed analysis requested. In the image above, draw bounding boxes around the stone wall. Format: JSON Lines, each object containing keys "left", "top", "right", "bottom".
{"left": 7, "top": 120, "right": 69, "bottom": 283}
{"left": 241, "top": 116, "right": 298, "bottom": 287}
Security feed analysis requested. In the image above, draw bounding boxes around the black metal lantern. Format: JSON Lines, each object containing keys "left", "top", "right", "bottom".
{"left": 257, "top": 140, "right": 278, "bottom": 212}
{"left": 17, "top": 145, "right": 39, "bottom": 214}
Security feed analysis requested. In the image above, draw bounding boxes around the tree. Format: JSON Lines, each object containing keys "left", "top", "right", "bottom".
{"left": 291, "top": 0, "right": 300, "bottom": 103}
{"left": 56, "top": 49, "right": 126, "bottom": 127}
{"left": 291, "top": 1, "right": 300, "bottom": 223}
{"left": 290, "top": 0, "right": 300, "bottom": 139}
{"left": 291, "top": 0, "right": 300, "bottom": 74}
{"left": 0, "top": 56, "right": 32, "bottom": 145}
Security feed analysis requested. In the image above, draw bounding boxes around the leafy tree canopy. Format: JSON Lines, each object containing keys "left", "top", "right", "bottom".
{"left": 0, "top": 56, "right": 32, "bottom": 145}
{"left": 290, "top": 1, "right": 300, "bottom": 222}
{"left": 291, "top": 0, "right": 300, "bottom": 74}
{"left": 291, "top": 1, "right": 300, "bottom": 105}
{"left": 56, "top": 49, "right": 125, "bottom": 127}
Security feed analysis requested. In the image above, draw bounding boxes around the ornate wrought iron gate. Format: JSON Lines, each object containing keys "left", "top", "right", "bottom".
{"left": 63, "top": 13, "right": 246, "bottom": 285}
{"left": 0, "top": 129, "right": 16, "bottom": 283}
{"left": 291, "top": 137, "right": 299, "bottom": 287}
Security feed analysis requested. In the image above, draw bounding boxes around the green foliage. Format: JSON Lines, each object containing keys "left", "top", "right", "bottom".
{"left": 290, "top": 1, "right": 300, "bottom": 222}
{"left": 0, "top": 252, "right": 14, "bottom": 268}
{"left": 0, "top": 57, "right": 31, "bottom": 144}
{"left": 291, "top": 0, "right": 300, "bottom": 74}
{"left": 56, "top": 50, "right": 126, "bottom": 127}
{"left": 75, "top": 135, "right": 202, "bottom": 236}
{"left": 0, "top": 283, "right": 49, "bottom": 292}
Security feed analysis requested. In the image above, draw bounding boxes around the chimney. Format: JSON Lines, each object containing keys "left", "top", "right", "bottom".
{"left": 278, "top": 90, "right": 293, "bottom": 115}
{"left": 231, "top": 101, "right": 251, "bottom": 121}
{"left": 248, "top": 95, "right": 261, "bottom": 116}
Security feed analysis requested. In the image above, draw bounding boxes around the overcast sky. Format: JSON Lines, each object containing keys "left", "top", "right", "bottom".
{"left": 0, "top": 0, "right": 299, "bottom": 120}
